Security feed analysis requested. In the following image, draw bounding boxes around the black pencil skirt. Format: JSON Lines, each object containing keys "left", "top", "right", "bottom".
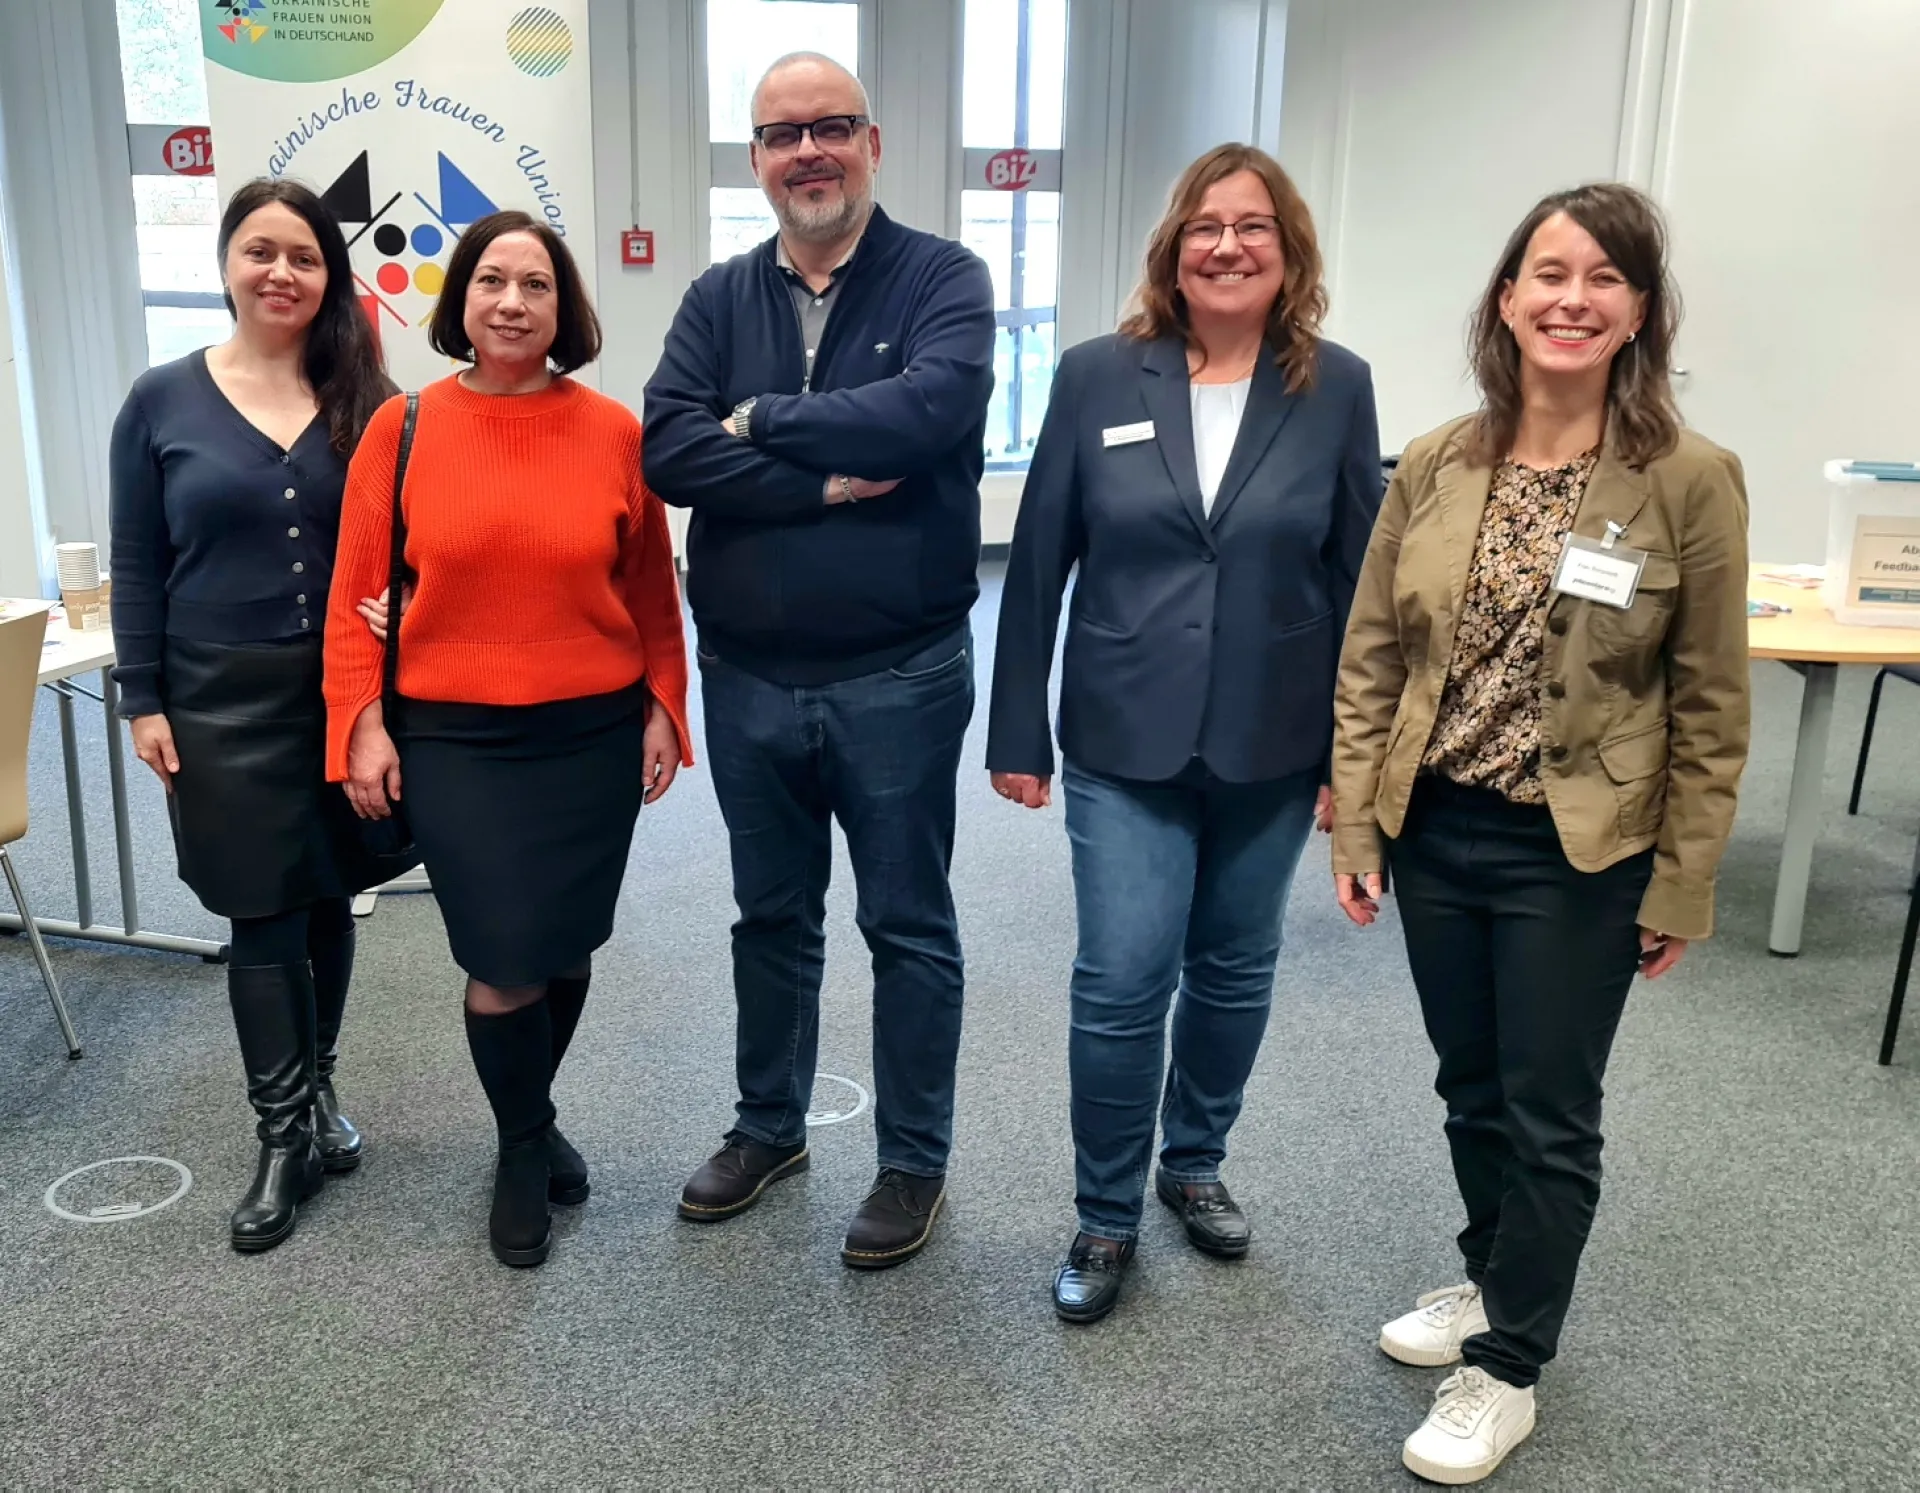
{"left": 393, "top": 682, "right": 649, "bottom": 988}
{"left": 161, "top": 636, "right": 395, "bottom": 920}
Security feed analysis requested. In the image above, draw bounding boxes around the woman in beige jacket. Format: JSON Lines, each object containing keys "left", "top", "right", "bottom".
{"left": 1330, "top": 183, "right": 1750, "bottom": 1485}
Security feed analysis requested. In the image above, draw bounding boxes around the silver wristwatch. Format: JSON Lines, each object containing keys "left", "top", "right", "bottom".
{"left": 727, "top": 397, "right": 757, "bottom": 439}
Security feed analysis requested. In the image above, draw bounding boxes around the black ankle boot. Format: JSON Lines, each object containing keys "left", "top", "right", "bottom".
{"left": 545, "top": 972, "right": 591, "bottom": 1204}
{"left": 309, "top": 924, "right": 364, "bottom": 1173}
{"left": 546, "top": 1128, "right": 590, "bottom": 1206}
{"left": 489, "top": 1139, "right": 553, "bottom": 1266}
{"left": 228, "top": 964, "right": 323, "bottom": 1252}
{"left": 465, "top": 1003, "right": 557, "bottom": 1267}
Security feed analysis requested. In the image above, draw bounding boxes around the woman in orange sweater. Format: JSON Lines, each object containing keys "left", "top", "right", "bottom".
{"left": 323, "top": 210, "right": 690, "bottom": 1269}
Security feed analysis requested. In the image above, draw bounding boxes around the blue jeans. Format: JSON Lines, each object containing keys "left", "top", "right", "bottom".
{"left": 1063, "top": 758, "right": 1319, "bottom": 1239}
{"left": 699, "top": 626, "right": 974, "bottom": 1178}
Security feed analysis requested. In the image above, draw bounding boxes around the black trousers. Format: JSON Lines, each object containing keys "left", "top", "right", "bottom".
{"left": 1389, "top": 776, "right": 1653, "bottom": 1389}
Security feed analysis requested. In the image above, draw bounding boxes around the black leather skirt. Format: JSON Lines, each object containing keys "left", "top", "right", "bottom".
{"left": 161, "top": 636, "right": 393, "bottom": 919}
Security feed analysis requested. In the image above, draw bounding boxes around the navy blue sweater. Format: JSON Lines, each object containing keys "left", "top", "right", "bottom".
{"left": 108, "top": 350, "right": 346, "bottom": 717}
{"left": 642, "top": 206, "right": 996, "bottom": 684}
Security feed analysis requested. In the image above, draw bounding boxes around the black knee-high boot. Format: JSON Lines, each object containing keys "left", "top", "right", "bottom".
{"left": 309, "top": 922, "right": 364, "bottom": 1173}
{"left": 228, "top": 964, "right": 323, "bottom": 1252}
{"left": 544, "top": 972, "right": 591, "bottom": 1206}
{"left": 464, "top": 1001, "right": 556, "bottom": 1267}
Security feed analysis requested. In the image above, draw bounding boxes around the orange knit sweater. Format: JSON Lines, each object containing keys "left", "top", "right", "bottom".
{"left": 322, "top": 376, "right": 691, "bottom": 781}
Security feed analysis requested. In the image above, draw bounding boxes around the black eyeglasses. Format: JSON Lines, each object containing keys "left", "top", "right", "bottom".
{"left": 751, "top": 114, "right": 870, "bottom": 153}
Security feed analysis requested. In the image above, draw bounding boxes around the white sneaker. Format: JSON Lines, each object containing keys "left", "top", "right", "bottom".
{"left": 1380, "top": 1283, "right": 1490, "bottom": 1367}
{"left": 1401, "top": 1366, "right": 1536, "bottom": 1485}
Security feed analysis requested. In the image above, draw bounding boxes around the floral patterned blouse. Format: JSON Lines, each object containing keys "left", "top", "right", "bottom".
{"left": 1421, "top": 449, "right": 1599, "bottom": 803}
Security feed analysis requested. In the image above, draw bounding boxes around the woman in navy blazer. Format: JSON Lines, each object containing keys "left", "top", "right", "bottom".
{"left": 986, "top": 143, "right": 1383, "bottom": 1323}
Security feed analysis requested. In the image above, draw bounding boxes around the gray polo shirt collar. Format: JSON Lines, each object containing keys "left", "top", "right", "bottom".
{"left": 774, "top": 233, "right": 862, "bottom": 285}
{"left": 777, "top": 233, "right": 862, "bottom": 391}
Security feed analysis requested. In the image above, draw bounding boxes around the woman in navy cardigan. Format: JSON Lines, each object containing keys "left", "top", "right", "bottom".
{"left": 109, "top": 178, "right": 396, "bottom": 1252}
{"left": 986, "top": 144, "right": 1383, "bottom": 1323}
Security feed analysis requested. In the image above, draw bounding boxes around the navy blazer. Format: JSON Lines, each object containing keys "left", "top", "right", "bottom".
{"left": 986, "top": 332, "right": 1383, "bottom": 784}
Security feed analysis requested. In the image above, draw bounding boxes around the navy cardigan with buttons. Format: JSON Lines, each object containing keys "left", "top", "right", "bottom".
{"left": 108, "top": 349, "right": 345, "bottom": 718}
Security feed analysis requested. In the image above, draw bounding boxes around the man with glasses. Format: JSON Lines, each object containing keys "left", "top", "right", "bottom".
{"left": 643, "top": 52, "right": 996, "bottom": 1271}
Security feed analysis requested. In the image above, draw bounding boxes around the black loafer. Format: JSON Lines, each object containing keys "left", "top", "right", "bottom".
{"left": 1154, "top": 1167, "right": 1250, "bottom": 1258}
{"left": 678, "top": 1134, "right": 809, "bottom": 1221}
{"left": 1053, "top": 1232, "right": 1136, "bottom": 1323}
{"left": 841, "top": 1168, "right": 945, "bottom": 1269}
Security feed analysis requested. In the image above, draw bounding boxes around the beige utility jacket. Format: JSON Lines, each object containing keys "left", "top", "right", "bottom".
{"left": 1331, "top": 413, "right": 1751, "bottom": 941}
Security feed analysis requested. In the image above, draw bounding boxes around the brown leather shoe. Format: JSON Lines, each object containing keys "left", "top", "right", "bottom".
{"left": 841, "top": 1168, "right": 946, "bottom": 1269}
{"left": 678, "top": 1133, "right": 809, "bottom": 1221}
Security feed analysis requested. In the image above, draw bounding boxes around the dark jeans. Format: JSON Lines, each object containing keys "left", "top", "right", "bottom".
{"left": 1389, "top": 776, "right": 1654, "bottom": 1389}
{"left": 1062, "top": 758, "right": 1319, "bottom": 1240}
{"left": 699, "top": 626, "right": 974, "bottom": 1178}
